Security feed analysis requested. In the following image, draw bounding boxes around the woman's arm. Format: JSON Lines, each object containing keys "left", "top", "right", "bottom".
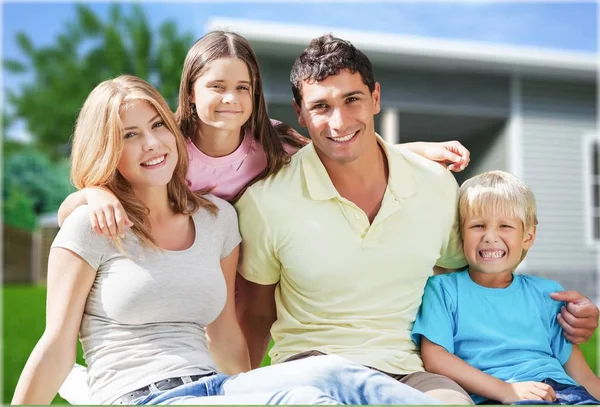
{"left": 57, "top": 187, "right": 132, "bottom": 237}
{"left": 400, "top": 140, "right": 470, "bottom": 172}
{"left": 11, "top": 248, "right": 96, "bottom": 404}
{"left": 564, "top": 345, "right": 600, "bottom": 400}
{"left": 421, "top": 337, "right": 556, "bottom": 404}
{"left": 206, "top": 246, "right": 251, "bottom": 375}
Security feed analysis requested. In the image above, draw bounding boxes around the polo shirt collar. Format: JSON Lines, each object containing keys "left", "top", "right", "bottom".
{"left": 301, "top": 135, "right": 417, "bottom": 202}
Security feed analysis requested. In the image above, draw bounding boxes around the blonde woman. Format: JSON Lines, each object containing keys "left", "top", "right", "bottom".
{"left": 12, "top": 75, "right": 438, "bottom": 405}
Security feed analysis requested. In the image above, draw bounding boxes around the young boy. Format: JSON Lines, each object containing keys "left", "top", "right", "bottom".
{"left": 411, "top": 170, "right": 600, "bottom": 405}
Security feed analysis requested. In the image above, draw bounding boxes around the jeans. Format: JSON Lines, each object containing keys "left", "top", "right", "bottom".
{"left": 132, "top": 355, "right": 439, "bottom": 405}
{"left": 512, "top": 379, "right": 599, "bottom": 405}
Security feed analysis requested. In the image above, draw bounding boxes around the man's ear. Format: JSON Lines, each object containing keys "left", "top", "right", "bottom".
{"left": 523, "top": 225, "right": 537, "bottom": 250}
{"left": 372, "top": 82, "right": 381, "bottom": 115}
{"left": 293, "top": 99, "right": 306, "bottom": 128}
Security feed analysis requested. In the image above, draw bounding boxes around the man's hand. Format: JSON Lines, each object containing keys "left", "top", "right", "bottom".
{"left": 551, "top": 291, "right": 599, "bottom": 344}
{"left": 501, "top": 382, "right": 556, "bottom": 404}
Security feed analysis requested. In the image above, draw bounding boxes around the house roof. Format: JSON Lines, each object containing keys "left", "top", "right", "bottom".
{"left": 206, "top": 18, "right": 597, "bottom": 81}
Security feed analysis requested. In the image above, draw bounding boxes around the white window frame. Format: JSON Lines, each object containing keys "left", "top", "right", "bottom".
{"left": 583, "top": 132, "right": 600, "bottom": 247}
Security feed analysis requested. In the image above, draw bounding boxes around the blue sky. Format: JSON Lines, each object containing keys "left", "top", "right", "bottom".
{"left": 2, "top": 1, "right": 597, "bottom": 140}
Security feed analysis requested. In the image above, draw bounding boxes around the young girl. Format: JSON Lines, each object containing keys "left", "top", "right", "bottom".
{"left": 12, "top": 75, "right": 438, "bottom": 405}
{"left": 57, "top": 30, "right": 470, "bottom": 237}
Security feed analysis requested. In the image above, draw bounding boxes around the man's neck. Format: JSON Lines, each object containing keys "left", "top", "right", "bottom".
{"left": 321, "top": 137, "right": 388, "bottom": 192}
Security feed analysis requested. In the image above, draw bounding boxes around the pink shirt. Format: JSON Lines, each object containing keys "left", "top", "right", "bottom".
{"left": 186, "top": 125, "right": 299, "bottom": 202}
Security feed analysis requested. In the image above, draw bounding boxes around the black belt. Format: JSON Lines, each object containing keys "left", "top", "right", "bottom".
{"left": 113, "top": 372, "right": 216, "bottom": 405}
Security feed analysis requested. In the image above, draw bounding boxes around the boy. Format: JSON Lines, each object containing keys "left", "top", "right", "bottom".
{"left": 411, "top": 170, "right": 600, "bottom": 405}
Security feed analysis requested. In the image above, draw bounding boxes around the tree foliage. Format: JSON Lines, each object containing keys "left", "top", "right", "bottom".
{"left": 4, "top": 4, "right": 194, "bottom": 157}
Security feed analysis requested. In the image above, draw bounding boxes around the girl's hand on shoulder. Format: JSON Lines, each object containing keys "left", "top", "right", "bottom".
{"left": 83, "top": 187, "right": 132, "bottom": 238}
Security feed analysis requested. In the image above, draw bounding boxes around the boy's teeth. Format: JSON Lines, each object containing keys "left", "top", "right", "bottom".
{"left": 331, "top": 131, "right": 357, "bottom": 143}
{"left": 142, "top": 155, "right": 165, "bottom": 166}
{"left": 480, "top": 250, "right": 505, "bottom": 258}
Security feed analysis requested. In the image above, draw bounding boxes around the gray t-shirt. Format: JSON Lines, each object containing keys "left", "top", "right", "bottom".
{"left": 51, "top": 195, "right": 241, "bottom": 404}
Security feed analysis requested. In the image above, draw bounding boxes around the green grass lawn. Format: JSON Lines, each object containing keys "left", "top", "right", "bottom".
{"left": 3, "top": 285, "right": 598, "bottom": 404}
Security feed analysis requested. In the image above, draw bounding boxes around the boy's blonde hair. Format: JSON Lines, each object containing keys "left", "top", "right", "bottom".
{"left": 71, "top": 75, "right": 217, "bottom": 248}
{"left": 459, "top": 170, "right": 538, "bottom": 232}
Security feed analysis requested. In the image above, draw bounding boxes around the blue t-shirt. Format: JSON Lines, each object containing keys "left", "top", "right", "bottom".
{"left": 411, "top": 271, "right": 577, "bottom": 404}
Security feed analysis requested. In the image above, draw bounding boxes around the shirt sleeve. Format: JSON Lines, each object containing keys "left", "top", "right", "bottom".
{"left": 219, "top": 201, "right": 242, "bottom": 259}
{"left": 234, "top": 188, "right": 282, "bottom": 285}
{"left": 436, "top": 175, "right": 467, "bottom": 270}
{"left": 411, "top": 276, "right": 457, "bottom": 353}
{"left": 51, "top": 205, "right": 105, "bottom": 270}
{"left": 547, "top": 282, "right": 573, "bottom": 365}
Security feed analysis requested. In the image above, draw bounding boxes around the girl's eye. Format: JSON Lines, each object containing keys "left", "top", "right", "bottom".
{"left": 238, "top": 85, "right": 250, "bottom": 91}
{"left": 210, "top": 84, "right": 224, "bottom": 90}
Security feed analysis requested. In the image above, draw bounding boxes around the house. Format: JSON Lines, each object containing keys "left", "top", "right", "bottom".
{"left": 207, "top": 18, "right": 599, "bottom": 301}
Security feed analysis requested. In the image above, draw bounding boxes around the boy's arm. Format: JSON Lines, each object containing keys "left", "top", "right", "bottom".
{"left": 563, "top": 345, "right": 600, "bottom": 400}
{"left": 421, "top": 337, "right": 557, "bottom": 404}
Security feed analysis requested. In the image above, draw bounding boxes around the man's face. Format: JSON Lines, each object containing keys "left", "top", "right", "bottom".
{"left": 294, "top": 69, "right": 381, "bottom": 165}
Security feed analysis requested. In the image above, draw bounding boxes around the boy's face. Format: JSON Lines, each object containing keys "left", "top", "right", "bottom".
{"left": 462, "top": 213, "right": 536, "bottom": 276}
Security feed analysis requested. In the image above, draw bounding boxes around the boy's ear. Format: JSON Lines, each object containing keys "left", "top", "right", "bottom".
{"left": 293, "top": 99, "right": 306, "bottom": 128}
{"left": 523, "top": 225, "right": 537, "bottom": 250}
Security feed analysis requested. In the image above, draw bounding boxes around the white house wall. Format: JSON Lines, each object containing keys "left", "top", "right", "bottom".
{"left": 521, "top": 78, "right": 597, "bottom": 299}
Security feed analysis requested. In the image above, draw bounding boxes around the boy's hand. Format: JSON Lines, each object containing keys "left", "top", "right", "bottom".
{"left": 84, "top": 187, "right": 133, "bottom": 238}
{"left": 502, "top": 382, "right": 556, "bottom": 404}
{"left": 551, "top": 291, "right": 599, "bottom": 344}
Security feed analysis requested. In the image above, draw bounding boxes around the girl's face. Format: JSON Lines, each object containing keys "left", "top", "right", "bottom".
{"left": 117, "top": 100, "right": 178, "bottom": 192}
{"left": 191, "top": 57, "right": 253, "bottom": 133}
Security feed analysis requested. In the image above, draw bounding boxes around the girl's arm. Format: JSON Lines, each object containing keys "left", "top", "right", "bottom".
{"left": 564, "top": 345, "right": 600, "bottom": 400}
{"left": 57, "top": 188, "right": 132, "bottom": 237}
{"left": 206, "top": 246, "right": 251, "bottom": 375}
{"left": 400, "top": 140, "right": 470, "bottom": 172}
{"left": 421, "top": 337, "right": 557, "bottom": 404}
{"left": 11, "top": 248, "right": 96, "bottom": 404}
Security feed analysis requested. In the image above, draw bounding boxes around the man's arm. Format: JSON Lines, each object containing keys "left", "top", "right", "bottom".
{"left": 563, "top": 345, "right": 600, "bottom": 400}
{"left": 550, "top": 291, "right": 599, "bottom": 344}
{"left": 421, "top": 338, "right": 556, "bottom": 404}
{"left": 236, "top": 276, "right": 277, "bottom": 368}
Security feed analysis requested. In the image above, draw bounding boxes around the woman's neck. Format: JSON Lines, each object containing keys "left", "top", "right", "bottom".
{"left": 195, "top": 123, "right": 244, "bottom": 157}
{"left": 135, "top": 186, "right": 173, "bottom": 221}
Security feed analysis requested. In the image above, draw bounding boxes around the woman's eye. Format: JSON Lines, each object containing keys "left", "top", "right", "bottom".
{"left": 124, "top": 132, "right": 136, "bottom": 139}
{"left": 152, "top": 121, "right": 165, "bottom": 129}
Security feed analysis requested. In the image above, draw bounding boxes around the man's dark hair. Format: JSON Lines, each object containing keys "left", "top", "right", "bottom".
{"left": 290, "top": 34, "right": 376, "bottom": 105}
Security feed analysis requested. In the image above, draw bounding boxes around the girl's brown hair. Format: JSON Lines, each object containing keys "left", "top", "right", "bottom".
{"left": 71, "top": 75, "right": 217, "bottom": 248}
{"left": 175, "top": 30, "right": 308, "bottom": 200}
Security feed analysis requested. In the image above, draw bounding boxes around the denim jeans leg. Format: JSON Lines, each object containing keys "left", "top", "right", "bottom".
{"left": 148, "top": 387, "right": 341, "bottom": 405}
{"left": 221, "top": 354, "right": 439, "bottom": 405}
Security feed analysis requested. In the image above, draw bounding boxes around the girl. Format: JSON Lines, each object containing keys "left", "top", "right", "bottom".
{"left": 57, "top": 30, "right": 470, "bottom": 237}
{"left": 12, "top": 75, "right": 437, "bottom": 405}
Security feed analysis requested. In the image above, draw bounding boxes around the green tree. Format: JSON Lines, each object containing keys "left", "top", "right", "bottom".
{"left": 4, "top": 4, "right": 194, "bottom": 157}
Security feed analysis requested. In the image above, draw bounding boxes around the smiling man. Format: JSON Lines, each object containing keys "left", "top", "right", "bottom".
{"left": 234, "top": 34, "right": 598, "bottom": 405}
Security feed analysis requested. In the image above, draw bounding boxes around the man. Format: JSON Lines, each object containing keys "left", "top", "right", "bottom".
{"left": 235, "top": 34, "right": 599, "bottom": 404}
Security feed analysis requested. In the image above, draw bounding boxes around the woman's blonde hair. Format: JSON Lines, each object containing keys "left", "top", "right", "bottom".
{"left": 459, "top": 170, "right": 538, "bottom": 232}
{"left": 71, "top": 75, "right": 217, "bottom": 248}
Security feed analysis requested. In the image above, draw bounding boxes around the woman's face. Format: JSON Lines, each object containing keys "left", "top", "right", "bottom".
{"left": 117, "top": 100, "right": 178, "bottom": 192}
{"left": 191, "top": 57, "right": 254, "bottom": 133}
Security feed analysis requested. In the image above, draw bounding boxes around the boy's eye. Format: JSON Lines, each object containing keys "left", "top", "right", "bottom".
{"left": 470, "top": 224, "right": 484, "bottom": 229}
{"left": 500, "top": 224, "right": 514, "bottom": 229}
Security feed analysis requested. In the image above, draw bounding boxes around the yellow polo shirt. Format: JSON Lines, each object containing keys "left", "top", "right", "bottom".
{"left": 235, "top": 137, "right": 466, "bottom": 374}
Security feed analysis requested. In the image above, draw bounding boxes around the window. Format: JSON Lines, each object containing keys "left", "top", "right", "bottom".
{"left": 585, "top": 134, "right": 600, "bottom": 244}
